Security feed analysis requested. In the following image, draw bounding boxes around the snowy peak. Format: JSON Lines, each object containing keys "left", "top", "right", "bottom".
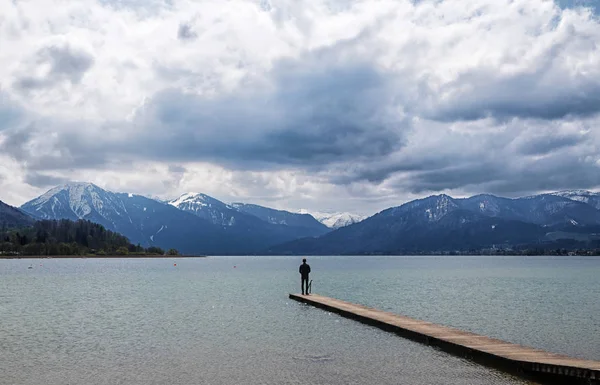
{"left": 20, "top": 184, "right": 226, "bottom": 252}
{"left": 553, "top": 189, "right": 596, "bottom": 197}
{"left": 321, "top": 212, "right": 365, "bottom": 229}
{"left": 169, "top": 194, "right": 358, "bottom": 230}
{"left": 22, "top": 182, "right": 128, "bottom": 221}
{"left": 378, "top": 191, "right": 600, "bottom": 227}
{"left": 271, "top": 190, "right": 600, "bottom": 255}
{"left": 169, "top": 193, "right": 328, "bottom": 236}
{"left": 385, "top": 194, "right": 460, "bottom": 222}
{"left": 552, "top": 190, "right": 600, "bottom": 209}
{"left": 168, "top": 192, "right": 238, "bottom": 226}
{"left": 421, "top": 194, "right": 459, "bottom": 221}
{"left": 168, "top": 192, "right": 222, "bottom": 208}
{"left": 298, "top": 209, "right": 365, "bottom": 229}
{"left": 460, "top": 194, "right": 516, "bottom": 217}
{"left": 31, "top": 182, "right": 98, "bottom": 207}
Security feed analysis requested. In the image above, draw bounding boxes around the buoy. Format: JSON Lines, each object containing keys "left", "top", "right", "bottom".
{"left": 174, "top": 263, "right": 177, "bottom": 266}
{"left": 233, "top": 265, "right": 236, "bottom": 268}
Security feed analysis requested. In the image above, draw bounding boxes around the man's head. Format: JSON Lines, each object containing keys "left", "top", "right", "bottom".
{"left": 302, "top": 258, "right": 307, "bottom": 263}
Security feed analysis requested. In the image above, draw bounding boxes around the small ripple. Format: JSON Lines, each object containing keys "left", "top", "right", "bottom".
{"left": 292, "top": 353, "right": 335, "bottom": 362}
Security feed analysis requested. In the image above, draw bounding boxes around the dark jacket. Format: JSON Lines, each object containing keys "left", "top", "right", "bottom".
{"left": 299, "top": 263, "right": 311, "bottom": 278}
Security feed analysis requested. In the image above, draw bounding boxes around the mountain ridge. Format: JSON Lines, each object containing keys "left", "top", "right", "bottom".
{"left": 268, "top": 190, "right": 600, "bottom": 255}
{"left": 232, "top": 203, "right": 328, "bottom": 232}
{"left": 21, "top": 183, "right": 231, "bottom": 254}
{"left": 20, "top": 184, "right": 331, "bottom": 254}
{"left": 15, "top": 184, "right": 600, "bottom": 255}
{"left": 0, "top": 200, "right": 34, "bottom": 228}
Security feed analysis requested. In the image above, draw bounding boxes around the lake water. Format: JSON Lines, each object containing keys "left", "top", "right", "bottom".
{"left": 1, "top": 255, "right": 599, "bottom": 385}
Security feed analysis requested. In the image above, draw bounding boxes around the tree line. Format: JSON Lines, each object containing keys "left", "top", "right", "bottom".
{"left": 0, "top": 219, "right": 179, "bottom": 256}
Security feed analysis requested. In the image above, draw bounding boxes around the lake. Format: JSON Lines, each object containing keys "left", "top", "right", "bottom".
{"left": 1, "top": 255, "right": 599, "bottom": 385}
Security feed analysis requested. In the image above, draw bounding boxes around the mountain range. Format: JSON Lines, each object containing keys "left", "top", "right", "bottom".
{"left": 268, "top": 191, "right": 600, "bottom": 255}
{"left": 2, "top": 183, "right": 600, "bottom": 254}
{"left": 17, "top": 183, "right": 331, "bottom": 254}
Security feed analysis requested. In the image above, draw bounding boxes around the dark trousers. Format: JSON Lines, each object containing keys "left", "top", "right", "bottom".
{"left": 301, "top": 275, "right": 309, "bottom": 294}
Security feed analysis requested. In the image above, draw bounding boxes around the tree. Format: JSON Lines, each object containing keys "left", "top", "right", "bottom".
{"left": 0, "top": 219, "right": 179, "bottom": 257}
{"left": 146, "top": 246, "right": 164, "bottom": 255}
{"left": 116, "top": 247, "right": 129, "bottom": 255}
{"left": 167, "top": 248, "right": 179, "bottom": 256}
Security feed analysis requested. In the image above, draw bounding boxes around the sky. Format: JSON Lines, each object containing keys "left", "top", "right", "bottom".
{"left": 1, "top": 0, "right": 599, "bottom": 216}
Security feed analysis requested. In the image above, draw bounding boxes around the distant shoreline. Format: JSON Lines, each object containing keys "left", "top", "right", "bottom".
{"left": 0, "top": 254, "right": 207, "bottom": 259}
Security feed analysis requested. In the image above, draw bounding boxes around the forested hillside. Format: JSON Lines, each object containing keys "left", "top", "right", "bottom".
{"left": 0, "top": 219, "right": 176, "bottom": 256}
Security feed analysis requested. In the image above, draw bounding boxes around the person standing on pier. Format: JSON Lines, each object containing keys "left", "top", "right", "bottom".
{"left": 299, "top": 258, "right": 311, "bottom": 295}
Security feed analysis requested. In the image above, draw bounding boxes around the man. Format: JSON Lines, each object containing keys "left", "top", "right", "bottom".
{"left": 299, "top": 258, "right": 311, "bottom": 295}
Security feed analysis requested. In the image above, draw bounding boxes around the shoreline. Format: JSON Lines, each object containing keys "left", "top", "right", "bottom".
{"left": 0, "top": 254, "right": 207, "bottom": 259}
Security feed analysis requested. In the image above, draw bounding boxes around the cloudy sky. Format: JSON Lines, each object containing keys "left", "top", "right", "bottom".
{"left": 1, "top": 0, "right": 599, "bottom": 215}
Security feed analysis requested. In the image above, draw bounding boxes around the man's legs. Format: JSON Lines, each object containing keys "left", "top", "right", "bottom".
{"left": 306, "top": 276, "right": 310, "bottom": 295}
{"left": 301, "top": 277, "right": 307, "bottom": 295}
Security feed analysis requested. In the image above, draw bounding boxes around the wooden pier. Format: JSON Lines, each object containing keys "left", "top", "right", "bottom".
{"left": 289, "top": 293, "right": 600, "bottom": 385}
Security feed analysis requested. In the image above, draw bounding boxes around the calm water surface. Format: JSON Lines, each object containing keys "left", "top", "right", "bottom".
{"left": 1, "top": 255, "right": 599, "bottom": 385}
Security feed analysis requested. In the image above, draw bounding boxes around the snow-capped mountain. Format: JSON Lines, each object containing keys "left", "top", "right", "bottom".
{"left": 169, "top": 192, "right": 329, "bottom": 239}
{"left": 382, "top": 194, "right": 459, "bottom": 222}
{"left": 0, "top": 200, "right": 34, "bottom": 228}
{"left": 169, "top": 192, "right": 240, "bottom": 227}
{"left": 270, "top": 192, "right": 600, "bottom": 255}
{"left": 20, "top": 185, "right": 331, "bottom": 254}
{"left": 459, "top": 193, "right": 600, "bottom": 226}
{"left": 20, "top": 183, "right": 227, "bottom": 254}
{"left": 17, "top": 184, "right": 600, "bottom": 255}
{"left": 22, "top": 183, "right": 130, "bottom": 223}
{"left": 381, "top": 193, "right": 600, "bottom": 227}
{"left": 297, "top": 209, "right": 365, "bottom": 229}
{"left": 552, "top": 190, "right": 600, "bottom": 210}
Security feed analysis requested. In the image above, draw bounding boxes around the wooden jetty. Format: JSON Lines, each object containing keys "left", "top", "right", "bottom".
{"left": 289, "top": 293, "right": 600, "bottom": 385}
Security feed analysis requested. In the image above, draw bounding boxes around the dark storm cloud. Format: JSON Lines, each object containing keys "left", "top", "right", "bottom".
{"left": 382, "top": 139, "right": 600, "bottom": 197}
{"left": 406, "top": 162, "right": 509, "bottom": 194}
{"left": 177, "top": 23, "right": 198, "bottom": 40}
{"left": 14, "top": 44, "right": 95, "bottom": 90}
{"left": 0, "top": 125, "right": 34, "bottom": 159}
{"left": 24, "top": 172, "right": 70, "bottom": 188}
{"left": 516, "top": 133, "right": 587, "bottom": 156}
{"left": 0, "top": 93, "right": 24, "bottom": 131}
{"left": 1, "top": 52, "right": 405, "bottom": 176}
{"left": 131, "top": 56, "right": 406, "bottom": 168}
{"left": 0, "top": 120, "right": 111, "bottom": 171}
{"left": 27, "top": 152, "right": 111, "bottom": 171}
{"left": 428, "top": 48, "right": 600, "bottom": 122}
{"left": 329, "top": 156, "right": 452, "bottom": 185}
{"left": 481, "top": 155, "right": 600, "bottom": 195}
{"left": 325, "top": 110, "right": 600, "bottom": 197}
